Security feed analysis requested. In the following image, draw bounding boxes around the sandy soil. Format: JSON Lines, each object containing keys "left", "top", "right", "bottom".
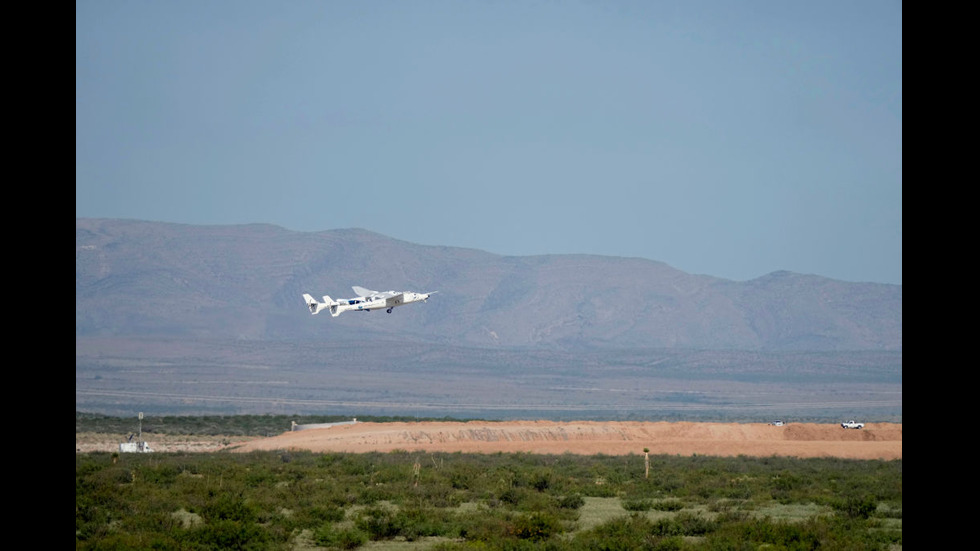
{"left": 229, "top": 421, "right": 902, "bottom": 460}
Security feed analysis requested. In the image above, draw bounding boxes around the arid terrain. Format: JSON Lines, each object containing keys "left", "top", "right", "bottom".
{"left": 76, "top": 433, "right": 240, "bottom": 453}
{"left": 79, "top": 421, "right": 901, "bottom": 460}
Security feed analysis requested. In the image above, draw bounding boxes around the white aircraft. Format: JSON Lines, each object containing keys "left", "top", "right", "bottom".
{"left": 303, "top": 286, "right": 436, "bottom": 317}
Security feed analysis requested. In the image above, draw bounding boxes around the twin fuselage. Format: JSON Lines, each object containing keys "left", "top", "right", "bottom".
{"left": 303, "top": 288, "right": 434, "bottom": 317}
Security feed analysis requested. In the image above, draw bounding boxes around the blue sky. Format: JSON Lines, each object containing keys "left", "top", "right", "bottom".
{"left": 76, "top": 1, "right": 901, "bottom": 284}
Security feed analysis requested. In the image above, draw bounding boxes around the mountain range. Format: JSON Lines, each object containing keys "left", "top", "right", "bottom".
{"left": 75, "top": 218, "right": 901, "bottom": 419}
{"left": 76, "top": 218, "right": 900, "bottom": 351}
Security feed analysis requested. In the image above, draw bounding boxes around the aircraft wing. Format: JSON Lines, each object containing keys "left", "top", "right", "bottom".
{"left": 353, "top": 286, "right": 404, "bottom": 301}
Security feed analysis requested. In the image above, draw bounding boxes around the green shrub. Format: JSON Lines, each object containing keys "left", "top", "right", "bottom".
{"left": 651, "top": 499, "right": 684, "bottom": 512}
{"left": 184, "top": 518, "right": 271, "bottom": 550}
{"left": 397, "top": 506, "right": 454, "bottom": 540}
{"left": 497, "top": 486, "right": 530, "bottom": 507}
{"left": 200, "top": 494, "right": 256, "bottom": 524}
{"left": 572, "top": 513, "right": 657, "bottom": 549}
{"left": 833, "top": 495, "right": 878, "bottom": 519}
{"left": 707, "top": 516, "right": 824, "bottom": 550}
{"left": 455, "top": 510, "right": 515, "bottom": 542}
{"left": 556, "top": 493, "right": 585, "bottom": 509}
{"left": 512, "top": 511, "right": 564, "bottom": 541}
{"left": 314, "top": 524, "right": 368, "bottom": 549}
{"left": 305, "top": 504, "right": 346, "bottom": 524}
{"left": 447, "top": 464, "right": 479, "bottom": 490}
{"left": 136, "top": 463, "right": 181, "bottom": 485}
{"left": 651, "top": 512, "right": 716, "bottom": 537}
{"left": 530, "top": 470, "right": 553, "bottom": 492}
{"left": 76, "top": 446, "right": 901, "bottom": 550}
{"left": 622, "top": 498, "right": 653, "bottom": 511}
{"left": 354, "top": 503, "right": 401, "bottom": 540}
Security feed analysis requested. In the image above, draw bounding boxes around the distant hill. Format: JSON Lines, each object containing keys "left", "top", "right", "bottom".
{"left": 76, "top": 218, "right": 900, "bottom": 351}
{"left": 76, "top": 218, "right": 902, "bottom": 418}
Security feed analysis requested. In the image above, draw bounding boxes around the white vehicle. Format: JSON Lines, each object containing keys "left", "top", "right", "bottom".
{"left": 303, "top": 286, "right": 436, "bottom": 317}
{"left": 841, "top": 420, "right": 865, "bottom": 429}
{"left": 769, "top": 420, "right": 785, "bottom": 426}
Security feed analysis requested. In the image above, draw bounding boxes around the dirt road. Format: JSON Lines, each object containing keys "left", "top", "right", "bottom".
{"left": 230, "top": 421, "right": 901, "bottom": 460}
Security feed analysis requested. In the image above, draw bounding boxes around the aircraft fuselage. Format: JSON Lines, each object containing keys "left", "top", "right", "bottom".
{"left": 304, "top": 288, "right": 435, "bottom": 317}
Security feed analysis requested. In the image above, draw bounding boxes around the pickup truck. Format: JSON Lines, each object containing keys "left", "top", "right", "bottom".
{"left": 840, "top": 420, "right": 865, "bottom": 429}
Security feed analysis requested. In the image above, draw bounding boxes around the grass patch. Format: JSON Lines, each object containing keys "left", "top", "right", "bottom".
{"left": 577, "top": 497, "right": 625, "bottom": 531}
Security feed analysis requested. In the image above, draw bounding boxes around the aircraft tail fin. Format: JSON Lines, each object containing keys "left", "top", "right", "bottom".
{"left": 304, "top": 293, "right": 344, "bottom": 317}
{"left": 303, "top": 293, "right": 323, "bottom": 315}
{"left": 322, "top": 295, "right": 342, "bottom": 316}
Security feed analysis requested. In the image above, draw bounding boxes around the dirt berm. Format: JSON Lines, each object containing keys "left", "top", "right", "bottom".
{"left": 231, "top": 421, "right": 901, "bottom": 460}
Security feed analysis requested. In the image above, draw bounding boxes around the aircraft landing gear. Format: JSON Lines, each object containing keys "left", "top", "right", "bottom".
{"left": 387, "top": 308, "right": 393, "bottom": 313}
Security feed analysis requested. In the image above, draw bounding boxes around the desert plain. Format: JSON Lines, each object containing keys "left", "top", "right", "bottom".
{"left": 229, "top": 420, "right": 902, "bottom": 460}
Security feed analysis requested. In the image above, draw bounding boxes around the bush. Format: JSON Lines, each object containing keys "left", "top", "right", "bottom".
{"left": 397, "top": 506, "right": 454, "bottom": 541}
{"left": 651, "top": 512, "right": 716, "bottom": 537}
{"left": 76, "top": 447, "right": 901, "bottom": 550}
{"left": 622, "top": 499, "right": 653, "bottom": 511}
{"left": 314, "top": 524, "right": 368, "bottom": 549}
{"left": 184, "top": 518, "right": 271, "bottom": 550}
{"left": 305, "top": 504, "right": 346, "bottom": 524}
{"left": 200, "top": 494, "right": 256, "bottom": 524}
{"left": 512, "top": 511, "right": 564, "bottom": 541}
{"left": 354, "top": 504, "right": 401, "bottom": 540}
{"left": 531, "top": 470, "right": 553, "bottom": 492}
{"left": 455, "top": 510, "right": 515, "bottom": 542}
{"left": 652, "top": 499, "right": 684, "bottom": 512}
{"left": 573, "top": 513, "right": 657, "bottom": 549}
{"left": 834, "top": 495, "right": 878, "bottom": 520}
{"left": 556, "top": 493, "right": 585, "bottom": 509}
{"left": 621, "top": 493, "right": 685, "bottom": 512}
{"left": 708, "top": 517, "right": 822, "bottom": 550}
